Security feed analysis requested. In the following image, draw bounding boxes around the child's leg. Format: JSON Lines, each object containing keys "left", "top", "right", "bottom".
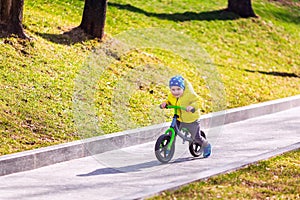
{"left": 179, "top": 120, "right": 208, "bottom": 146}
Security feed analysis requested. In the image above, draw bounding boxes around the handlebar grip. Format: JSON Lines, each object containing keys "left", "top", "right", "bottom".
{"left": 160, "top": 104, "right": 168, "bottom": 109}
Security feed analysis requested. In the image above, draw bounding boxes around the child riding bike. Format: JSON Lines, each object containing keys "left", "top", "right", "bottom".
{"left": 160, "top": 75, "right": 211, "bottom": 158}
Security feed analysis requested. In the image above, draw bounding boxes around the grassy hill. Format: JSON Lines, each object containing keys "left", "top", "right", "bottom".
{"left": 1, "top": 0, "right": 299, "bottom": 155}
{"left": 1, "top": 0, "right": 299, "bottom": 198}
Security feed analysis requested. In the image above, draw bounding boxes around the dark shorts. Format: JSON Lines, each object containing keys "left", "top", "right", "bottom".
{"left": 177, "top": 119, "right": 207, "bottom": 145}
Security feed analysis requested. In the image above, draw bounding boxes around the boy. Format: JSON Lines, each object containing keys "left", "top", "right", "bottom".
{"left": 160, "top": 75, "right": 211, "bottom": 158}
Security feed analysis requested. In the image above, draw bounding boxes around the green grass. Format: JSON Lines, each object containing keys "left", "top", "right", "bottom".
{"left": 149, "top": 149, "right": 300, "bottom": 199}
{"left": 1, "top": 0, "right": 299, "bottom": 154}
{"left": 0, "top": 0, "right": 299, "bottom": 197}
{"left": 0, "top": 0, "right": 92, "bottom": 153}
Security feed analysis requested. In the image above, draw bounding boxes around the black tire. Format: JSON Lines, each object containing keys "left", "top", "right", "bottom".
{"left": 189, "top": 130, "right": 206, "bottom": 157}
{"left": 155, "top": 134, "right": 175, "bottom": 163}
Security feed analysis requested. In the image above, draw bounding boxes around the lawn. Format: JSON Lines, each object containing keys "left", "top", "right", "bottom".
{"left": 1, "top": 0, "right": 299, "bottom": 154}
{"left": 0, "top": 0, "right": 299, "bottom": 198}
{"left": 149, "top": 149, "right": 300, "bottom": 199}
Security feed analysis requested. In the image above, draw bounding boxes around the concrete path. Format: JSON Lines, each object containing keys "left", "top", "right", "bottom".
{"left": 0, "top": 107, "right": 300, "bottom": 200}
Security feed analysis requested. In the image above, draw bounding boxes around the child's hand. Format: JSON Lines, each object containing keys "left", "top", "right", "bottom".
{"left": 160, "top": 102, "right": 167, "bottom": 109}
{"left": 186, "top": 106, "right": 195, "bottom": 112}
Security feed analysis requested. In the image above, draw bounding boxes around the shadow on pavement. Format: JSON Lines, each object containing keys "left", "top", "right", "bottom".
{"left": 77, "top": 156, "right": 204, "bottom": 176}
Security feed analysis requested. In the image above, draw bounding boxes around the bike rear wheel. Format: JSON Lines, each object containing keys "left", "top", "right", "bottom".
{"left": 155, "top": 134, "right": 175, "bottom": 163}
{"left": 189, "top": 130, "right": 206, "bottom": 157}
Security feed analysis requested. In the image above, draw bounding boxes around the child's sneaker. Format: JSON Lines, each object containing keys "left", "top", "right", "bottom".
{"left": 203, "top": 143, "right": 211, "bottom": 158}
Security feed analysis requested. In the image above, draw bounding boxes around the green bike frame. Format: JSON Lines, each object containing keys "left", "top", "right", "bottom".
{"left": 164, "top": 105, "right": 187, "bottom": 150}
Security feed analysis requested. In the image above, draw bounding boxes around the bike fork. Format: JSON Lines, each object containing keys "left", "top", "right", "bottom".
{"left": 165, "top": 128, "right": 176, "bottom": 150}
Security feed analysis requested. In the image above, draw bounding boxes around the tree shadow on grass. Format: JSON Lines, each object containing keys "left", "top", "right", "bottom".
{"left": 108, "top": 2, "right": 240, "bottom": 22}
{"left": 33, "top": 26, "right": 96, "bottom": 45}
{"left": 245, "top": 69, "right": 300, "bottom": 78}
{"left": 31, "top": 3, "right": 239, "bottom": 45}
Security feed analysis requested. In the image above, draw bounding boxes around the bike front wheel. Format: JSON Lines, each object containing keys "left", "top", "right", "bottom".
{"left": 154, "top": 134, "right": 175, "bottom": 163}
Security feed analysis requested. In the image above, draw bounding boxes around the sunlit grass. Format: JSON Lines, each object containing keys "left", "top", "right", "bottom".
{"left": 149, "top": 149, "right": 300, "bottom": 199}
{"left": 0, "top": 0, "right": 299, "bottom": 154}
{"left": 1, "top": 0, "right": 299, "bottom": 198}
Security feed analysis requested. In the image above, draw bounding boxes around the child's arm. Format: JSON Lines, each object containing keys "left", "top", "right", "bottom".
{"left": 160, "top": 93, "right": 173, "bottom": 108}
{"left": 187, "top": 93, "right": 200, "bottom": 112}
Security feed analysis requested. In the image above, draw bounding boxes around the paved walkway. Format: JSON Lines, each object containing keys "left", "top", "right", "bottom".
{"left": 1, "top": 107, "right": 300, "bottom": 200}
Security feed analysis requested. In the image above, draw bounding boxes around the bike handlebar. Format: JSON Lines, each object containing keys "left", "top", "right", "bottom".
{"left": 161, "top": 105, "right": 195, "bottom": 113}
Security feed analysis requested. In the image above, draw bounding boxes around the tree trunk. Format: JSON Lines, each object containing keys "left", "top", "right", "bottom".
{"left": 227, "top": 0, "right": 257, "bottom": 18}
{"left": 0, "top": 0, "right": 27, "bottom": 38}
{"left": 79, "top": 0, "right": 107, "bottom": 39}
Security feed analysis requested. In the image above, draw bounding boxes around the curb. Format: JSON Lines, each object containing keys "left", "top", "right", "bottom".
{"left": 1, "top": 95, "right": 300, "bottom": 176}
